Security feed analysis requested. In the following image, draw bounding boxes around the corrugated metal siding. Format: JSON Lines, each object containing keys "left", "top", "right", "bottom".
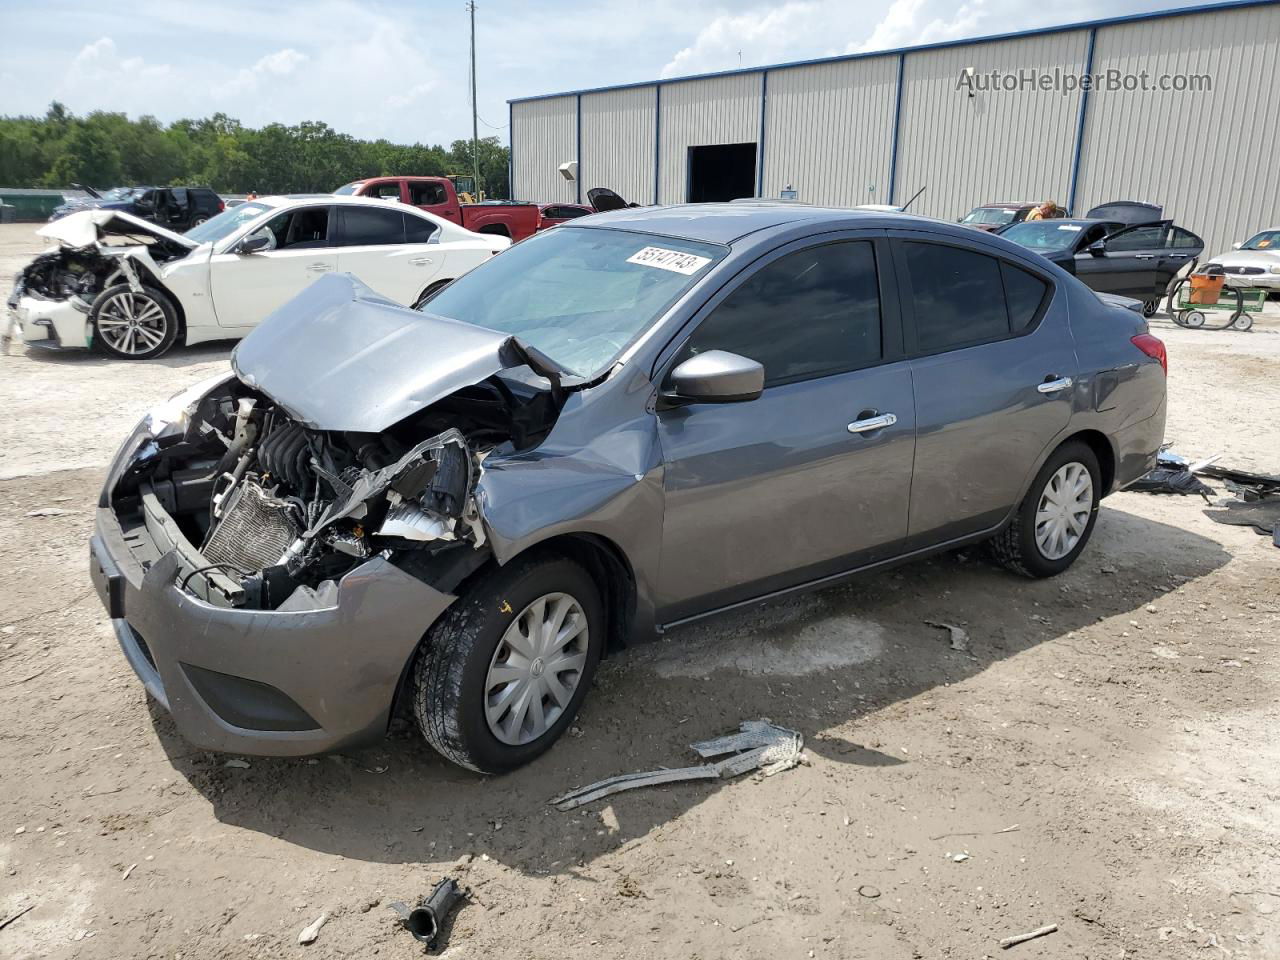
{"left": 658, "top": 72, "right": 762, "bottom": 204}
{"left": 581, "top": 86, "right": 657, "bottom": 204}
{"left": 895, "top": 30, "right": 1090, "bottom": 220}
{"left": 1076, "top": 4, "right": 1280, "bottom": 256}
{"left": 511, "top": 96, "right": 577, "bottom": 203}
{"left": 761, "top": 57, "right": 899, "bottom": 206}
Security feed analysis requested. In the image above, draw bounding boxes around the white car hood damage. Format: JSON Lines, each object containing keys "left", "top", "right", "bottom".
{"left": 37, "top": 209, "right": 199, "bottom": 252}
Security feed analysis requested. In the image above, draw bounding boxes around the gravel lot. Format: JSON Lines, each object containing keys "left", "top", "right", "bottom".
{"left": 2, "top": 221, "right": 1279, "bottom": 959}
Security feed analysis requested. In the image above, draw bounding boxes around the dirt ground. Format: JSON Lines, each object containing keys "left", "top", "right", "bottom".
{"left": 1, "top": 220, "right": 1278, "bottom": 959}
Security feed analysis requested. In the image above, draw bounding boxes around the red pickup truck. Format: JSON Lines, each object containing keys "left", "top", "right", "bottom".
{"left": 335, "top": 176, "right": 542, "bottom": 241}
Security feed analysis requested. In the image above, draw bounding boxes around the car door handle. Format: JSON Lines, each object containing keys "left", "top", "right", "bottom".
{"left": 847, "top": 412, "right": 897, "bottom": 434}
{"left": 409, "top": 257, "right": 434, "bottom": 266}
{"left": 1166, "top": 253, "right": 1188, "bottom": 259}
{"left": 1037, "top": 376, "right": 1074, "bottom": 394}
{"left": 306, "top": 262, "right": 332, "bottom": 272}
{"left": 1134, "top": 254, "right": 1156, "bottom": 260}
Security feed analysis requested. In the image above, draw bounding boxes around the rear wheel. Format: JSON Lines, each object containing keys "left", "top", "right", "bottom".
{"left": 990, "top": 441, "right": 1101, "bottom": 578}
{"left": 1142, "top": 299, "right": 1159, "bottom": 318}
{"left": 413, "top": 552, "right": 604, "bottom": 773}
{"left": 90, "top": 284, "right": 179, "bottom": 360}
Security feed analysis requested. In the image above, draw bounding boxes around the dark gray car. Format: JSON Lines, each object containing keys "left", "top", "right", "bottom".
{"left": 90, "top": 204, "right": 1168, "bottom": 772}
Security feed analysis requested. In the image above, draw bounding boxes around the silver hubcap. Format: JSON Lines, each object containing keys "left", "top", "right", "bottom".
{"left": 485, "top": 592, "right": 589, "bottom": 746}
{"left": 97, "top": 292, "right": 167, "bottom": 355}
{"left": 1035, "top": 462, "right": 1094, "bottom": 560}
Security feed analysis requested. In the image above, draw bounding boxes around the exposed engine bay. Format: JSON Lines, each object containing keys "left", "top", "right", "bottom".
{"left": 109, "top": 374, "right": 561, "bottom": 611}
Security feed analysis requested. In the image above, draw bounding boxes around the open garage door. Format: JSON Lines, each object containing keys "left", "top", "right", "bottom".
{"left": 687, "top": 143, "right": 757, "bottom": 203}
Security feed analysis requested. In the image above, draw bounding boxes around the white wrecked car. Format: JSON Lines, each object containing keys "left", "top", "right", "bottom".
{"left": 6, "top": 196, "right": 508, "bottom": 360}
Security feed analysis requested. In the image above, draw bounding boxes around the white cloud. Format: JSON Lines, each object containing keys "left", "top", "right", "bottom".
{"left": 225, "top": 48, "right": 309, "bottom": 95}
{"left": 660, "top": 3, "right": 827, "bottom": 79}
{"left": 850, "top": 0, "right": 989, "bottom": 52}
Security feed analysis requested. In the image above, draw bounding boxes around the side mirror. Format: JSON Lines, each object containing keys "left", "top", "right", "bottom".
{"left": 1087, "top": 240, "right": 1106, "bottom": 256}
{"left": 1231, "top": 242, "right": 1243, "bottom": 250}
{"left": 665, "top": 350, "right": 764, "bottom": 405}
{"left": 237, "top": 234, "right": 271, "bottom": 255}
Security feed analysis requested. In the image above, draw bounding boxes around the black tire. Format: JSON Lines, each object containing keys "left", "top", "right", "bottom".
{"left": 89, "top": 284, "right": 179, "bottom": 360}
{"left": 1142, "top": 299, "right": 1159, "bottom": 318}
{"left": 411, "top": 278, "right": 454, "bottom": 310}
{"left": 190, "top": 216, "right": 209, "bottom": 227}
{"left": 413, "top": 552, "right": 604, "bottom": 773}
{"left": 990, "top": 440, "right": 1101, "bottom": 578}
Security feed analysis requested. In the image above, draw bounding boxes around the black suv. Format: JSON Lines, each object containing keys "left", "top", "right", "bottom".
{"left": 49, "top": 185, "right": 224, "bottom": 231}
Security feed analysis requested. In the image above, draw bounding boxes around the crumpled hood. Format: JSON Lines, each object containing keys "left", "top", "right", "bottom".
{"left": 37, "top": 209, "right": 199, "bottom": 251}
{"left": 232, "top": 272, "right": 525, "bottom": 433}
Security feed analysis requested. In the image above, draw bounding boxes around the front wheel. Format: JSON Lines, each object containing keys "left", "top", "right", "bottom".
{"left": 990, "top": 441, "right": 1101, "bottom": 578}
{"left": 413, "top": 552, "right": 604, "bottom": 773}
{"left": 1142, "top": 299, "right": 1159, "bottom": 318}
{"left": 90, "top": 284, "right": 179, "bottom": 360}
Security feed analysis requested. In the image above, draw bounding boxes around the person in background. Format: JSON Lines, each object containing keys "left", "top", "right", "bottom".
{"left": 246, "top": 190, "right": 258, "bottom": 201}
{"left": 1025, "top": 200, "right": 1061, "bottom": 222}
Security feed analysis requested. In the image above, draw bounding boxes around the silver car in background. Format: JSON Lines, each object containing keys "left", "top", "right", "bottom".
{"left": 90, "top": 203, "right": 1167, "bottom": 773}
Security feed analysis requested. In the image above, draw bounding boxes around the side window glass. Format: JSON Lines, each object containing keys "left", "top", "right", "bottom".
{"left": 340, "top": 206, "right": 406, "bottom": 245}
{"left": 1001, "top": 262, "right": 1049, "bottom": 332}
{"left": 409, "top": 182, "right": 446, "bottom": 205}
{"left": 677, "top": 241, "right": 882, "bottom": 387}
{"left": 371, "top": 182, "right": 402, "bottom": 200}
{"left": 903, "top": 241, "right": 1008, "bottom": 352}
{"left": 1104, "top": 225, "right": 1166, "bottom": 251}
{"left": 1167, "top": 227, "right": 1201, "bottom": 249}
{"left": 404, "top": 212, "right": 439, "bottom": 243}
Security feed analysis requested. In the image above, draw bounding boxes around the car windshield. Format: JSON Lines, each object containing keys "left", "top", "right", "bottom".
{"left": 962, "top": 206, "right": 1018, "bottom": 225}
{"left": 333, "top": 183, "right": 361, "bottom": 195}
{"left": 419, "top": 227, "right": 726, "bottom": 378}
{"left": 1241, "top": 230, "right": 1280, "bottom": 251}
{"left": 1001, "top": 221, "right": 1085, "bottom": 252}
{"left": 185, "top": 202, "right": 273, "bottom": 245}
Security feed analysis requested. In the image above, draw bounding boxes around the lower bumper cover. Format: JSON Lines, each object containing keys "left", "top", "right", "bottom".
{"left": 15, "top": 296, "right": 90, "bottom": 349}
{"left": 91, "top": 508, "right": 456, "bottom": 756}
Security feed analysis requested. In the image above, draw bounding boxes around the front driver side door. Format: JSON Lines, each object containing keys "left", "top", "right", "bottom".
{"left": 654, "top": 235, "right": 916, "bottom": 623}
{"left": 208, "top": 205, "right": 337, "bottom": 328}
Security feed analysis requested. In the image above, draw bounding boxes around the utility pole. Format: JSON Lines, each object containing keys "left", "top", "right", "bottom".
{"left": 468, "top": 0, "right": 480, "bottom": 197}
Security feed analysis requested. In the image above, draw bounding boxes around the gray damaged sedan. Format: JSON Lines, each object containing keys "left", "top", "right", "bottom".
{"left": 91, "top": 204, "right": 1167, "bottom": 772}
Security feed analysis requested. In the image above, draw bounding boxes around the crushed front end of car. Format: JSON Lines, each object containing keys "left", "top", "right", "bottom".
{"left": 9, "top": 210, "right": 194, "bottom": 350}
{"left": 91, "top": 274, "right": 567, "bottom": 755}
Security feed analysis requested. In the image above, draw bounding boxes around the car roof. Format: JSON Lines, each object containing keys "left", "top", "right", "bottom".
{"left": 257, "top": 194, "right": 440, "bottom": 210}
{"left": 577, "top": 201, "right": 925, "bottom": 244}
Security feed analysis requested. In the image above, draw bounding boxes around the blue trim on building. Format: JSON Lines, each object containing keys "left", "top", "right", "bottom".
{"left": 756, "top": 70, "right": 768, "bottom": 197}
{"left": 1066, "top": 27, "right": 1098, "bottom": 216}
{"left": 575, "top": 94, "right": 583, "bottom": 204}
{"left": 887, "top": 53, "right": 905, "bottom": 206}
{"left": 507, "top": 101, "right": 513, "bottom": 199}
{"left": 653, "top": 84, "right": 661, "bottom": 204}
{"left": 508, "top": 0, "right": 1268, "bottom": 104}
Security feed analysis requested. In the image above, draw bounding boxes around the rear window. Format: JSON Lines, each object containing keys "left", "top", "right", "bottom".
{"left": 904, "top": 241, "right": 1009, "bottom": 351}
{"left": 333, "top": 183, "right": 362, "bottom": 196}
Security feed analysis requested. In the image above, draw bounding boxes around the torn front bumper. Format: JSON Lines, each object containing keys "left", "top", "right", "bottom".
{"left": 91, "top": 505, "right": 456, "bottom": 756}
{"left": 13, "top": 294, "right": 91, "bottom": 350}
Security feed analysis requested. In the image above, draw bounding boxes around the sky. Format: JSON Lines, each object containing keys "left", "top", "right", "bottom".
{"left": 0, "top": 0, "right": 1218, "bottom": 147}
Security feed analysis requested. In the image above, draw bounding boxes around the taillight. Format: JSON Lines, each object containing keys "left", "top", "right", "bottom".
{"left": 218, "top": 200, "right": 225, "bottom": 212}
{"left": 1131, "top": 333, "right": 1167, "bottom": 374}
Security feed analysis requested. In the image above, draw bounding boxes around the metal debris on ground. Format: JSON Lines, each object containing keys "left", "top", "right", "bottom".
{"left": 1198, "top": 463, "right": 1280, "bottom": 501}
{"left": 0, "top": 903, "right": 36, "bottom": 932}
{"left": 390, "top": 877, "right": 469, "bottom": 950}
{"left": 999, "top": 923, "right": 1059, "bottom": 949}
{"left": 926, "top": 620, "right": 971, "bottom": 652}
{"left": 550, "top": 720, "right": 805, "bottom": 811}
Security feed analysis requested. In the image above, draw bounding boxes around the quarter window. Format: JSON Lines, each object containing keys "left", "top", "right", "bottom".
{"left": 404, "top": 212, "right": 439, "bottom": 244}
{"left": 903, "top": 241, "right": 1008, "bottom": 352}
{"left": 340, "top": 206, "right": 406, "bottom": 245}
{"left": 678, "top": 241, "right": 882, "bottom": 387}
{"left": 1167, "top": 227, "right": 1202, "bottom": 249}
{"left": 1001, "top": 262, "right": 1049, "bottom": 331}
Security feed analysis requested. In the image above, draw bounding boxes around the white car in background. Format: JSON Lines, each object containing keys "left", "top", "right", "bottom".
{"left": 7, "top": 195, "right": 509, "bottom": 359}
{"left": 1205, "top": 226, "right": 1280, "bottom": 293}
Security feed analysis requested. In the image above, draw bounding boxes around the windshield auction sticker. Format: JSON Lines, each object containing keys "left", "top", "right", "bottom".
{"left": 627, "top": 246, "right": 712, "bottom": 275}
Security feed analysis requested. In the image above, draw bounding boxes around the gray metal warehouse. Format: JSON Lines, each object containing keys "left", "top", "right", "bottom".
{"left": 508, "top": 0, "right": 1279, "bottom": 256}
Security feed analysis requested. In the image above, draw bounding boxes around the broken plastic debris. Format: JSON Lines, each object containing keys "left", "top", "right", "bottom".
{"left": 223, "top": 758, "right": 251, "bottom": 769}
{"left": 298, "top": 912, "right": 327, "bottom": 945}
{"left": 550, "top": 720, "right": 805, "bottom": 811}
{"left": 926, "top": 620, "right": 970, "bottom": 652}
{"left": 390, "top": 878, "right": 469, "bottom": 949}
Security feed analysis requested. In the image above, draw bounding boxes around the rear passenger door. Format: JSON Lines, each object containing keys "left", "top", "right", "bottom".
{"left": 655, "top": 234, "right": 916, "bottom": 621}
{"left": 1080, "top": 223, "right": 1167, "bottom": 299}
{"left": 892, "top": 234, "right": 1076, "bottom": 548}
{"left": 333, "top": 205, "right": 444, "bottom": 304}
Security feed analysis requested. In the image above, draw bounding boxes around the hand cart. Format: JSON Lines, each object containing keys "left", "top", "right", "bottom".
{"left": 1165, "top": 267, "right": 1266, "bottom": 331}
